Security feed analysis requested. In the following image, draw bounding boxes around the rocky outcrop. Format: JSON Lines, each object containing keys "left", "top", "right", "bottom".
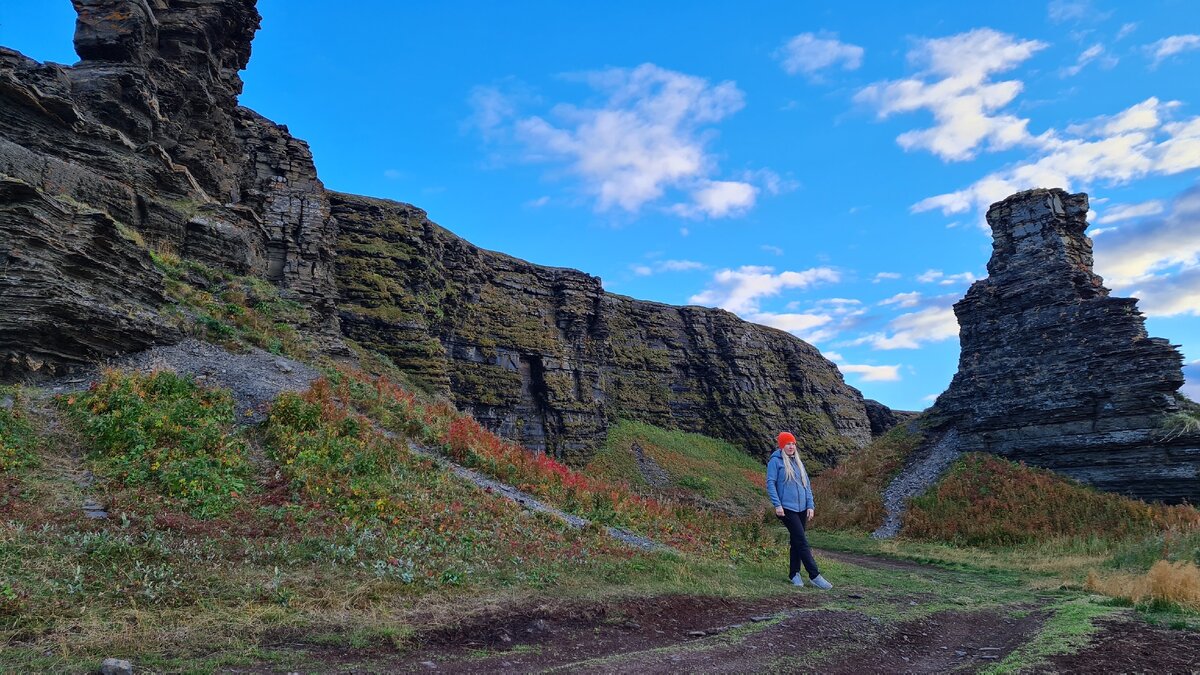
{"left": 333, "top": 193, "right": 873, "bottom": 464}
{"left": 864, "top": 399, "right": 917, "bottom": 437}
{"left": 0, "top": 0, "right": 339, "bottom": 378}
{"left": 932, "top": 188, "right": 1199, "bottom": 503}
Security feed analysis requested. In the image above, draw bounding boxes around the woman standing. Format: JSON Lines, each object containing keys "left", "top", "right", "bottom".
{"left": 766, "top": 432, "right": 833, "bottom": 589}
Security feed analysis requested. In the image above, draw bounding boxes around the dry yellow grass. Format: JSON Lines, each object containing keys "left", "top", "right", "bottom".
{"left": 1086, "top": 560, "right": 1200, "bottom": 611}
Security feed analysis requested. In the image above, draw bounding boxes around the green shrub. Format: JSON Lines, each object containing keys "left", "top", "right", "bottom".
{"left": 0, "top": 386, "right": 39, "bottom": 472}
{"left": 65, "top": 370, "right": 251, "bottom": 517}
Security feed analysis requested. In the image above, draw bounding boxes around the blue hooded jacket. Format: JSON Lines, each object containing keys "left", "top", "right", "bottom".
{"left": 766, "top": 449, "right": 814, "bottom": 513}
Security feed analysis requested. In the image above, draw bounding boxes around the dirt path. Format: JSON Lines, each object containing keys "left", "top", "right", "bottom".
{"left": 228, "top": 552, "right": 1198, "bottom": 674}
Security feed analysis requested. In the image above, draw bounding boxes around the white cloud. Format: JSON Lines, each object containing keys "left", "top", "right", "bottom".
{"left": 1124, "top": 268, "right": 1200, "bottom": 316}
{"left": 1147, "top": 35, "right": 1200, "bottom": 67}
{"left": 525, "top": 195, "right": 551, "bottom": 208}
{"left": 479, "top": 64, "right": 770, "bottom": 219}
{"left": 1184, "top": 360, "right": 1200, "bottom": 401}
{"left": 762, "top": 245, "right": 785, "bottom": 256}
{"left": 916, "top": 269, "right": 977, "bottom": 285}
{"left": 1048, "top": 0, "right": 1108, "bottom": 23}
{"left": 838, "top": 363, "right": 902, "bottom": 382}
{"left": 880, "top": 291, "right": 923, "bottom": 308}
{"left": 777, "top": 32, "right": 864, "bottom": 79}
{"left": 873, "top": 272, "right": 902, "bottom": 283}
{"left": 1094, "top": 199, "right": 1164, "bottom": 224}
{"left": 855, "top": 29, "right": 1047, "bottom": 161}
{"left": 383, "top": 169, "right": 404, "bottom": 180}
{"left": 1093, "top": 182, "right": 1200, "bottom": 316}
{"left": 1061, "top": 44, "right": 1117, "bottom": 77}
{"left": 689, "top": 266, "right": 840, "bottom": 314}
{"left": 631, "top": 259, "right": 706, "bottom": 276}
{"left": 848, "top": 303, "right": 960, "bottom": 350}
{"left": 679, "top": 227, "right": 690, "bottom": 237}
{"left": 1116, "top": 23, "right": 1139, "bottom": 41}
{"left": 672, "top": 180, "right": 758, "bottom": 218}
{"left": 914, "top": 98, "right": 1200, "bottom": 217}
{"left": 659, "top": 259, "right": 706, "bottom": 272}
{"left": 921, "top": 393, "right": 940, "bottom": 403}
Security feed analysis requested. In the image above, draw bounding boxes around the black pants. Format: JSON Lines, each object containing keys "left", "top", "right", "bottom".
{"left": 777, "top": 509, "right": 820, "bottom": 580}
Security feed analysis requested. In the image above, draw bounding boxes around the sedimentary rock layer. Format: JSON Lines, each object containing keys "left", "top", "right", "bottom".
{"left": 332, "top": 192, "right": 874, "bottom": 464}
{"left": 0, "top": 0, "right": 339, "bottom": 377}
{"left": 933, "top": 188, "right": 1198, "bottom": 503}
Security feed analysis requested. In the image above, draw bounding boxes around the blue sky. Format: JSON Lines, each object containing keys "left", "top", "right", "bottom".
{"left": 3, "top": 0, "right": 1198, "bottom": 410}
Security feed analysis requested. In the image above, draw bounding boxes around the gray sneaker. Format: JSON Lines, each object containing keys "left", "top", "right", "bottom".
{"left": 790, "top": 573, "right": 805, "bottom": 587}
{"left": 810, "top": 574, "right": 833, "bottom": 590}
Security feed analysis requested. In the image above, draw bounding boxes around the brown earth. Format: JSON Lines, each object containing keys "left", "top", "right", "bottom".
{"left": 226, "top": 550, "right": 1198, "bottom": 674}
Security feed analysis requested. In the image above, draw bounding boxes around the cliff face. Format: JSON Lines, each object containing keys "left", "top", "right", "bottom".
{"left": 0, "top": 0, "right": 880, "bottom": 465}
{"left": 0, "top": 0, "right": 338, "bottom": 378}
{"left": 933, "top": 189, "right": 1199, "bottom": 503}
{"left": 333, "top": 193, "right": 873, "bottom": 463}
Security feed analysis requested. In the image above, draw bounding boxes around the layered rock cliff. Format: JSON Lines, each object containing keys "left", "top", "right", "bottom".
{"left": 0, "top": 0, "right": 878, "bottom": 464}
{"left": 932, "top": 189, "right": 1199, "bottom": 503}
{"left": 0, "top": 0, "right": 338, "bottom": 378}
{"left": 333, "top": 193, "right": 873, "bottom": 463}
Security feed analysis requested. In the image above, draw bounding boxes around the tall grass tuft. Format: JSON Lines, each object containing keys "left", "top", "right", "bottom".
{"left": 1087, "top": 560, "right": 1200, "bottom": 611}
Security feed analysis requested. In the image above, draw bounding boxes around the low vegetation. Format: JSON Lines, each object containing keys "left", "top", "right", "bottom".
{"left": 0, "top": 386, "right": 39, "bottom": 474}
{"left": 903, "top": 452, "right": 1200, "bottom": 546}
{"left": 152, "top": 248, "right": 316, "bottom": 359}
{"left": 586, "top": 419, "right": 766, "bottom": 514}
{"left": 809, "top": 425, "right": 925, "bottom": 531}
{"left": 64, "top": 370, "right": 252, "bottom": 517}
{"left": 325, "top": 367, "right": 773, "bottom": 559}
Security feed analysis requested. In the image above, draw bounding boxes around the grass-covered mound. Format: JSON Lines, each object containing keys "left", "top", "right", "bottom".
{"left": 808, "top": 425, "right": 925, "bottom": 532}
{"left": 903, "top": 453, "right": 1200, "bottom": 546}
{"left": 585, "top": 420, "right": 766, "bottom": 515}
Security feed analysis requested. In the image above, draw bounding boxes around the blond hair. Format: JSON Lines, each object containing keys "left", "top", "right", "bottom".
{"left": 781, "top": 450, "right": 810, "bottom": 488}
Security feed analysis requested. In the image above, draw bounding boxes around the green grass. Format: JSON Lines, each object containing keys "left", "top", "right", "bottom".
{"left": 0, "top": 386, "right": 39, "bottom": 473}
{"left": 586, "top": 419, "right": 766, "bottom": 514}
{"left": 981, "top": 598, "right": 1117, "bottom": 674}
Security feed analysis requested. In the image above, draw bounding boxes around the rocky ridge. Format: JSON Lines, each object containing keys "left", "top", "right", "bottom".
{"left": 931, "top": 188, "right": 1199, "bottom": 503}
{"left": 0, "top": 0, "right": 878, "bottom": 465}
{"left": 333, "top": 193, "right": 872, "bottom": 463}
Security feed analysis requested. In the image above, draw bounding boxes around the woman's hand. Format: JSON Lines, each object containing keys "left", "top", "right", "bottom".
{"left": 775, "top": 506, "right": 785, "bottom": 517}
{"left": 806, "top": 508, "right": 814, "bottom": 523}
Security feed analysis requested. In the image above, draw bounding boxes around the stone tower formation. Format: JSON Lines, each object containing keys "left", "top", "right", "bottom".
{"left": 933, "top": 188, "right": 1198, "bottom": 503}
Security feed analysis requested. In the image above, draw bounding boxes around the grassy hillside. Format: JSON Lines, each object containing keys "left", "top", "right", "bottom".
{"left": 585, "top": 420, "right": 767, "bottom": 515}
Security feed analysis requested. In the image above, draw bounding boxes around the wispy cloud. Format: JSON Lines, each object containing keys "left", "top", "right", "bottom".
{"left": 777, "top": 32, "right": 865, "bottom": 80}
{"left": 471, "top": 64, "right": 777, "bottom": 219}
{"left": 1094, "top": 199, "right": 1164, "bottom": 224}
{"left": 761, "top": 245, "right": 785, "bottom": 256}
{"left": 916, "top": 269, "right": 978, "bottom": 285}
{"left": 1116, "top": 23, "right": 1138, "bottom": 41}
{"left": 1093, "top": 182, "right": 1200, "bottom": 316}
{"left": 873, "top": 272, "right": 902, "bottom": 283}
{"left": 879, "top": 291, "right": 923, "bottom": 308}
{"left": 855, "top": 28, "right": 1047, "bottom": 161}
{"left": 838, "top": 362, "right": 902, "bottom": 382}
{"left": 844, "top": 294, "right": 961, "bottom": 350}
{"left": 914, "top": 97, "right": 1200, "bottom": 217}
{"left": 630, "top": 259, "right": 707, "bottom": 276}
{"left": 1048, "top": 0, "right": 1111, "bottom": 23}
{"left": 1060, "top": 44, "right": 1117, "bottom": 77}
{"left": 1147, "top": 35, "right": 1200, "bottom": 67}
{"left": 689, "top": 266, "right": 839, "bottom": 314}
